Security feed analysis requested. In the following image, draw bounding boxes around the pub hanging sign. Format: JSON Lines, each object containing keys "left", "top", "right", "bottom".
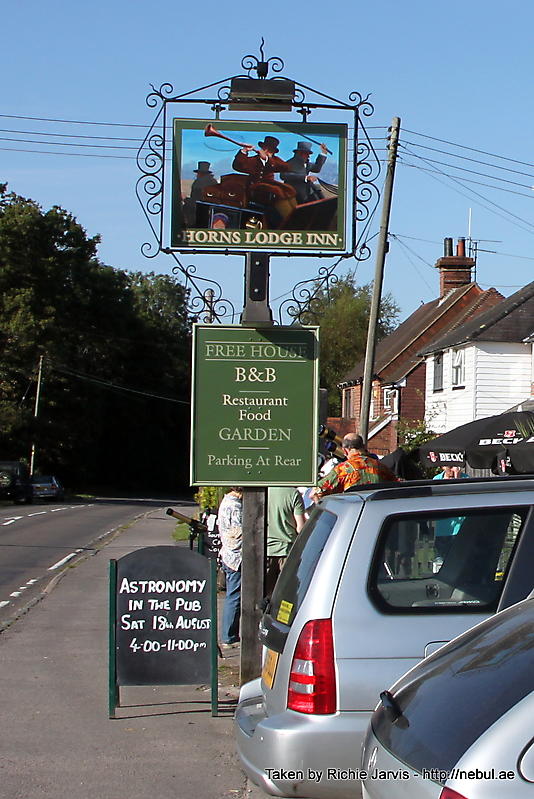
{"left": 171, "top": 119, "right": 348, "bottom": 253}
{"left": 190, "top": 325, "right": 319, "bottom": 486}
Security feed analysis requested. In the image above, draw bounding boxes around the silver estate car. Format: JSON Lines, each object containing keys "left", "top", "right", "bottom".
{"left": 361, "top": 594, "right": 534, "bottom": 799}
{"left": 31, "top": 475, "right": 64, "bottom": 501}
{"left": 235, "top": 477, "right": 534, "bottom": 799}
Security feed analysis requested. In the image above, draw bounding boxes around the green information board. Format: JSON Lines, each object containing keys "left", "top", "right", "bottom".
{"left": 191, "top": 325, "right": 319, "bottom": 486}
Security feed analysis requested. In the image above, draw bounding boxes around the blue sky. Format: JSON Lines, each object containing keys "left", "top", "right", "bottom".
{"left": 3, "top": 0, "right": 534, "bottom": 325}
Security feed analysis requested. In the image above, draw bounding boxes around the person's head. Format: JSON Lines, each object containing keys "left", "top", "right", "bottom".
{"left": 212, "top": 213, "right": 229, "bottom": 229}
{"left": 194, "top": 161, "right": 212, "bottom": 175}
{"left": 442, "top": 465, "right": 463, "bottom": 479}
{"left": 229, "top": 486, "right": 243, "bottom": 498}
{"left": 258, "top": 136, "right": 280, "bottom": 155}
{"left": 294, "top": 141, "right": 313, "bottom": 161}
{"left": 342, "top": 434, "right": 366, "bottom": 453}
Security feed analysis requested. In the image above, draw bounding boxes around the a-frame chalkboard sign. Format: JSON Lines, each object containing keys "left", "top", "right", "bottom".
{"left": 108, "top": 546, "right": 218, "bottom": 717}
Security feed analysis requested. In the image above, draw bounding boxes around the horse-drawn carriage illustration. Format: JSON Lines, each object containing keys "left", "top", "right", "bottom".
{"left": 181, "top": 124, "right": 339, "bottom": 235}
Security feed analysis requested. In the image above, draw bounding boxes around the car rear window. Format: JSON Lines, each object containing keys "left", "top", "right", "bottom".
{"left": 371, "top": 598, "right": 534, "bottom": 778}
{"left": 267, "top": 507, "right": 337, "bottom": 630}
{"left": 369, "top": 506, "right": 528, "bottom": 613}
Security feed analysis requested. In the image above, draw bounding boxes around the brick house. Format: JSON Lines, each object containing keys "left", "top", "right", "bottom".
{"left": 330, "top": 238, "right": 504, "bottom": 455}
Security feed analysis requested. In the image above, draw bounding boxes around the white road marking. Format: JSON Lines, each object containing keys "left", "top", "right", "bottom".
{"left": 0, "top": 578, "right": 42, "bottom": 610}
{"left": 28, "top": 511, "right": 47, "bottom": 517}
{"left": 50, "top": 507, "right": 69, "bottom": 512}
{"left": 48, "top": 549, "right": 83, "bottom": 570}
{"left": 2, "top": 516, "right": 22, "bottom": 526}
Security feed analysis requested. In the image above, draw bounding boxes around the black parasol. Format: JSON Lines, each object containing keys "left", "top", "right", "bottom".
{"left": 419, "top": 411, "right": 534, "bottom": 474}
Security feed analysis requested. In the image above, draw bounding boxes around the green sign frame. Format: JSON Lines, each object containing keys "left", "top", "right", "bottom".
{"left": 191, "top": 325, "right": 319, "bottom": 486}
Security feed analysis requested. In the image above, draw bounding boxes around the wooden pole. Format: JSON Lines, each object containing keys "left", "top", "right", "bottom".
{"left": 360, "top": 117, "right": 401, "bottom": 443}
{"left": 239, "top": 252, "right": 272, "bottom": 684}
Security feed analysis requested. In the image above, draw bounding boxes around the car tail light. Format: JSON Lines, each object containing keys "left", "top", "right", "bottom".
{"left": 287, "top": 619, "right": 336, "bottom": 714}
{"left": 440, "top": 789, "right": 468, "bottom": 799}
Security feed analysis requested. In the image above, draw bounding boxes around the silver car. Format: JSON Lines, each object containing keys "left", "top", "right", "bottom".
{"left": 361, "top": 594, "right": 534, "bottom": 799}
{"left": 31, "top": 475, "right": 65, "bottom": 501}
{"left": 235, "top": 478, "right": 534, "bottom": 799}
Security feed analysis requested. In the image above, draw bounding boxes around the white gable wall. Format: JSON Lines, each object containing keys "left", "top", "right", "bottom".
{"left": 425, "top": 341, "right": 531, "bottom": 433}
{"left": 474, "top": 342, "right": 531, "bottom": 417}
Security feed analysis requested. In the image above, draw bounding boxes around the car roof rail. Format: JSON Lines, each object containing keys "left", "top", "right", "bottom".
{"left": 343, "top": 474, "right": 534, "bottom": 502}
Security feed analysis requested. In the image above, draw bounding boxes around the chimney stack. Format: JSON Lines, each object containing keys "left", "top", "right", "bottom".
{"left": 435, "top": 237, "right": 475, "bottom": 298}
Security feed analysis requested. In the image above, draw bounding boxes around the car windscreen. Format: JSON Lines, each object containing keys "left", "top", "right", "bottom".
{"left": 262, "top": 507, "right": 337, "bottom": 642}
{"left": 371, "top": 598, "right": 534, "bottom": 779}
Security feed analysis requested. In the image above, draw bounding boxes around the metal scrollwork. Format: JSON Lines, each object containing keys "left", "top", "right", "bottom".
{"left": 147, "top": 82, "right": 175, "bottom": 107}
{"left": 352, "top": 115, "right": 381, "bottom": 260}
{"left": 242, "top": 38, "right": 284, "bottom": 78}
{"left": 136, "top": 94, "right": 166, "bottom": 258}
{"left": 348, "top": 91, "right": 374, "bottom": 117}
{"left": 217, "top": 84, "right": 232, "bottom": 102}
{"left": 136, "top": 44, "right": 383, "bottom": 321}
{"left": 278, "top": 259, "right": 348, "bottom": 324}
{"left": 170, "top": 256, "right": 237, "bottom": 323}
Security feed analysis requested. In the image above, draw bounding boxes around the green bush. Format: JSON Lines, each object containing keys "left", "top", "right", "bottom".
{"left": 193, "top": 486, "right": 224, "bottom": 512}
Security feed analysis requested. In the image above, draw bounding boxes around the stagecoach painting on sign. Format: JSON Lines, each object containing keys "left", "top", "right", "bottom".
{"left": 171, "top": 119, "right": 347, "bottom": 252}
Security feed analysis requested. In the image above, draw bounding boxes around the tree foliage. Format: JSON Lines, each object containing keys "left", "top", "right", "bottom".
{"left": 0, "top": 185, "right": 192, "bottom": 491}
{"left": 300, "top": 271, "right": 400, "bottom": 415}
{"left": 396, "top": 417, "right": 437, "bottom": 452}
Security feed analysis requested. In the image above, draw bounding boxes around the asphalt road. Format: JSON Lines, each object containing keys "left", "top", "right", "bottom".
{"left": 0, "top": 496, "right": 196, "bottom": 626}
{"left": 0, "top": 503, "right": 247, "bottom": 799}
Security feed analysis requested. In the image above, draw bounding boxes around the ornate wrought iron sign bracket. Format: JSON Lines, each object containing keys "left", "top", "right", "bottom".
{"left": 136, "top": 40, "right": 381, "bottom": 323}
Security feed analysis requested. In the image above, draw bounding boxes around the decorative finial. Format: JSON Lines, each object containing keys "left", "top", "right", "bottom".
{"left": 241, "top": 39, "right": 284, "bottom": 79}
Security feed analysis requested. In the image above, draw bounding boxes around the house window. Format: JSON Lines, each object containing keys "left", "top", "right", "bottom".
{"left": 370, "top": 384, "right": 381, "bottom": 420}
{"left": 433, "top": 352, "right": 444, "bottom": 392}
{"left": 342, "top": 389, "right": 352, "bottom": 418}
{"left": 452, "top": 348, "right": 465, "bottom": 387}
{"left": 383, "top": 388, "right": 398, "bottom": 414}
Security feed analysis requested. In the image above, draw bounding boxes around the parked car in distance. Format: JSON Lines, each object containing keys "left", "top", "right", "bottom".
{"left": 31, "top": 475, "right": 65, "bottom": 501}
{"left": 0, "top": 461, "right": 33, "bottom": 504}
{"left": 361, "top": 594, "right": 534, "bottom": 799}
{"left": 235, "top": 477, "right": 534, "bottom": 799}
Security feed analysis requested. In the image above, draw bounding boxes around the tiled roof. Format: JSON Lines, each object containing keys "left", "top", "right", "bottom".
{"left": 340, "top": 283, "right": 503, "bottom": 385}
{"left": 419, "top": 280, "right": 534, "bottom": 355}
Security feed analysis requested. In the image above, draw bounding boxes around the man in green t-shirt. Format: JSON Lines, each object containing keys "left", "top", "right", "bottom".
{"left": 265, "top": 486, "right": 306, "bottom": 596}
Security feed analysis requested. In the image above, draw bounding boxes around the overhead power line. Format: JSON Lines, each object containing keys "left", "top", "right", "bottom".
{"left": 399, "top": 145, "right": 534, "bottom": 235}
{"left": 0, "top": 113, "right": 151, "bottom": 128}
{"left": 401, "top": 138, "right": 534, "bottom": 180}
{"left": 400, "top": 159, "right": 534, "bottom": 200}
{"left": 0, "top": 127, "right": 146, "bottom": 142}
{"left": 0, "top": 146, "right": 134, "bottom": 160}
{"left": 50, "top": 362, "right": 190, "bottom": 405}
{"left": 402, "top": 127, "right": 534, "bottom": 170}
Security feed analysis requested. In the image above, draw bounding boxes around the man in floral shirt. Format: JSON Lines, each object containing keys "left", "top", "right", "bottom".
{"left": 310, "top": 434, "right": 399, "bottom": 502}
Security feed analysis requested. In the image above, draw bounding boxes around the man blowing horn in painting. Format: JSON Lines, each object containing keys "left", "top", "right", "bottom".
{"left": 232, "top": 135, "right": 296, "bottom": 226}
